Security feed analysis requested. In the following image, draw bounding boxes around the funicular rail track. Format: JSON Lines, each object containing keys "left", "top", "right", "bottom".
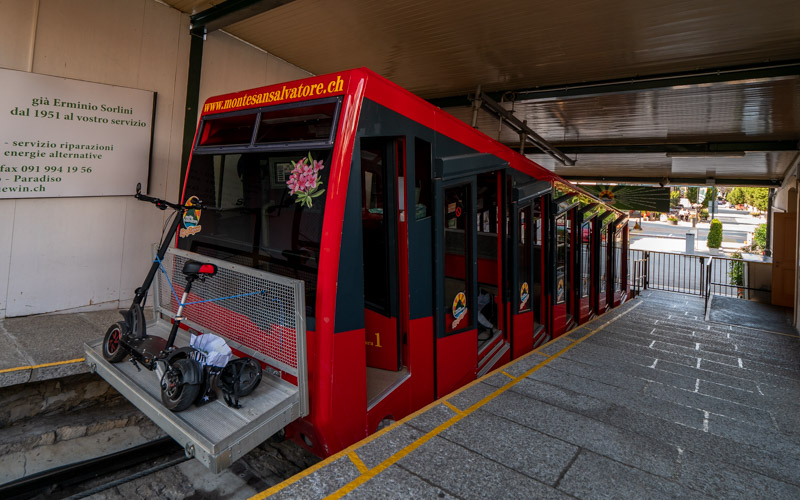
{"left": 0, "top": 437, "right": 183, "bottom": 500}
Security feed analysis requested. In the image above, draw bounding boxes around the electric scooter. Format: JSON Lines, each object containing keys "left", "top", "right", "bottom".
{"left": 102, "top": 183, "right": 219, "bottom": 411}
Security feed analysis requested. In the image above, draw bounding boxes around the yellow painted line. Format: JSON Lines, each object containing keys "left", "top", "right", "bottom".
{"left": 533, "top": 350, "right": 549, "bottom": 357}
{"left": 249, "top": 396, "right": 457, "bottom": 499}
{"left": 253, "top": 302, "right": 639, "bottom": 499}
{"left": 500, "top": 370, "right": 516, "bottom": 380}
{"left": 442, "top": 400, "right": 464, "bottom": 415}
{"left": 0, "top": 357, "right": 85, "bottom": 374}
{"left": 348, "top": 452, "right": 368, "bottom": 474}
{"left": 322, "top": 303, "right": 641, "bottom": 500}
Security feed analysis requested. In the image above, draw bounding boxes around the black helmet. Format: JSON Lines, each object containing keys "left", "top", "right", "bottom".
{"left": 218, "top": 358, "right": 262, "bottom": 408}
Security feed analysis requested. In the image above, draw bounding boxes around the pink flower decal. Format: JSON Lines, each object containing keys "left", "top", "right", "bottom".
{"left": 286, "top": 153, "right": 326, "bottom": 208}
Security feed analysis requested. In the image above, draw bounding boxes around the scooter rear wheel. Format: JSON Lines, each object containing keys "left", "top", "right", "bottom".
{"left": 160, "top": 359, "right": 201, "bottom": 412}
{"left": 102, "top": 321, "right": 129, "bottom": 363}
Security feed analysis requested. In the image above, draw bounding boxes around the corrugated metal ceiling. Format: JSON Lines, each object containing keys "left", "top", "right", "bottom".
{"left": 163, "top": 0, "right": 800, "bottom": 185}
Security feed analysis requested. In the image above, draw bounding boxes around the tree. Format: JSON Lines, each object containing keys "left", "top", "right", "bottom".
{"left": 687, "top": 187, "right": 698, "bottom": 204}
{"left": 670, "top": 189, "right": 680, "bottom": 208}
{"left": 707, "top": 218, "right": 723, "bottom": 249}
{"left": 701, "top": 187, "right": 715, "bottom": 208}
{"left": 727, "top": 187, "right": 745, "bottom": 206}
{"left": 743, "top": 187, "right": 769, "bottom": 212}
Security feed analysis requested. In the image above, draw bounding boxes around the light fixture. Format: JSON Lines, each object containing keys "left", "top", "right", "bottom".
{"left": 666, "top": 152, "right": 746, "bottom": 158}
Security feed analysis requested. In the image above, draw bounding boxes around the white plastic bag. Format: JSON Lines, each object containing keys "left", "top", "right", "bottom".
{"left": 190, "top": 333, "right": 233, "bottom": 368}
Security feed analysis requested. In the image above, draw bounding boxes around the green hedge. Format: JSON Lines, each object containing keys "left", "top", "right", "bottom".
{"left": 707, "top": 218, "right": 723, "bottom": 248}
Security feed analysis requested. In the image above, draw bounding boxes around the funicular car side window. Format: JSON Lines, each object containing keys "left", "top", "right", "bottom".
{"left": 179, "top": 149, "right": 332, "bottom": 319}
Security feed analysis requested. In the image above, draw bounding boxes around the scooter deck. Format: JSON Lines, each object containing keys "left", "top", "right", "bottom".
{"left": 84, "top": 320, "right": 303, "bottom": 473}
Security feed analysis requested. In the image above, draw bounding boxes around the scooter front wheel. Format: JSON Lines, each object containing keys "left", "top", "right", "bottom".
{"left": 102, "top": 321, "right": 129, "bottom": 363}
{"left": 160, "top": 359, "right": 201, "bottom": 412}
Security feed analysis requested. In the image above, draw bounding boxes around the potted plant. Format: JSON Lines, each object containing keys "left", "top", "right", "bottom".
{"left": 649, "top": 211, "right": 660, "bottom": 221}
{"left": 667, "top": 215, "right": 678, "bottom": 225}
{"left": 700, "top": 208, "right": 709, "bottom": 221}
{"left": 729, "top": 251, "right": 744, "bottom": 298}
{"left": 707, "top": 218, "right": 723, "bottom": 253}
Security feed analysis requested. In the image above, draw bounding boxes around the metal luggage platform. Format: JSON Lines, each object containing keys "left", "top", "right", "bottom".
{"left": 85, "top": 247, "right": 309, "bottom": 473}
{"left": 84, "top": 329, "right": 299, "bottom": 472}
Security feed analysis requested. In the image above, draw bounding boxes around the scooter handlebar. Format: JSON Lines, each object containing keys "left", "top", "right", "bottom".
{"left": 134, "top": 183, "right": 208, "bottom": 211}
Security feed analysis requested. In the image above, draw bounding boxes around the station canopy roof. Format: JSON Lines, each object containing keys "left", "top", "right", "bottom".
{"left": 165, "top": 0, "right": 800, "bottom": 187}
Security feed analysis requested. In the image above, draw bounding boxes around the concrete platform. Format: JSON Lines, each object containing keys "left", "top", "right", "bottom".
{"left": 0, "top": 308, "right": 148, "bottom": 387}
{"left": 256, "top": 290, "right": 800, "bottom": 499}
{"left": 709, "top": 295, "right": 794, "bottom": 335}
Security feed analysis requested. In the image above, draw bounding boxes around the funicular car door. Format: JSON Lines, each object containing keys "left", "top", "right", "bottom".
{"left": 550, "top": 188, "right": 579, "bottom": 338}
{"left": 509, "top": 179, "right": 551, "bottom": 357}
{"left": 433, "top": 154, "right": 507, "bottom": 396}
{"left": 576, "top": 203, "right": 600, "bottom": 324}
{"left": 595, "top": 211, "right": 616, "bottom": 314}
{"left": 610, "top": 215, "right": 629, "bottom": 307}
{"left": 360, "top": 137, "right": 406, "bottom": 372}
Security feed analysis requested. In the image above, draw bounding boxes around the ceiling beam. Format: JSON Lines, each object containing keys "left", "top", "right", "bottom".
{"left": 427, "top": 60, "right": 800, "bottom": 108}
{"left": 561, "top": 176, "right": 782, "bottom": 187}
{"left": 513, "top": 141, "right": 799, "bottom": 156}
{"left": 474, "top": 88, "right": 574, "bottom": 165}
{"left": 190, "top": 0, "right": 296, "bottom": 35}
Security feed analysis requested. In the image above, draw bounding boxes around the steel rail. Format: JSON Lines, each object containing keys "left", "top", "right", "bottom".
{"left": 0, "top": 437, "right": 182, "bottom": 500}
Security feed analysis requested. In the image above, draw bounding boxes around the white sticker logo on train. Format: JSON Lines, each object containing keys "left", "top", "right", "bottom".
{"left": 452, "top": 291, "right": 467, "bottom": 329}
{"left": 180, "top": 195, "right": 202, "bottom": 238}
{"left": 520, "top": 282, "right": 529, "bottom": 310}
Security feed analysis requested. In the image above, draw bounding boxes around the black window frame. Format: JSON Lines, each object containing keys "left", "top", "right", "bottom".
{"left": 194, "top": 97, "right": 342, "bottom": 154}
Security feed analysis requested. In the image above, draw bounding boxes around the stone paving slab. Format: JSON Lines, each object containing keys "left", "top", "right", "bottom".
{"left": 678, "top": 449, "right": 800, "bottom": 498}
{"left": 558, "top": 450, "right": 710, "bottom": 499}
{"left": 257, "top": 291, "right": 800, "bottom": 498}
{"left": 268, "top": 456, "right": 361, "bottom": 500}
{"left": 537, "top": 336, "right": 575, "bottom": 356}
{"left": 404, "top": 403, "right": 457, "bottom": 434}
{"left": 397, "top": 436, "right": 570, "bottom": 500}
{"left": 643, "top": 381, "right": 774, "bottom": 428}
{"left": 604, "top": 399, "right": 800, "bottom": 488}
{"left": 341, "top": 465, "right": 457, "bottom": 500}
{"left": 483, "top": 390, "right": 681, "bottom": 478}
{"left": 522, "top": 367, "right": 706, "bottom": 430}
{"left": 438, "top": 409, "right": 579, "bottom": 486}
{"left": 355, "top": 424, "right": 425, "bottom": 470}
{"left": 446, "top": 381, "right": 496, "bottom": 411}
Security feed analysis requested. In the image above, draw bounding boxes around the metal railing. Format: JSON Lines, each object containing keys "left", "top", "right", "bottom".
{"left": 627, "top": 249, "right": 707, "bottom": 295}
{"left": 704, "top": 256, "right": 714, "bottom": 315}
{"left": 630, "top": 257, "right": 647, "bottom": 297}
{"left": 627, "top": 250, "right": 771, "bottom": 312}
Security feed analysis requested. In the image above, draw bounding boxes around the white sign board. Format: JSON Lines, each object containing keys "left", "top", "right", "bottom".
{"left": 0, "top": 68, "right": 154, "bottom": 199}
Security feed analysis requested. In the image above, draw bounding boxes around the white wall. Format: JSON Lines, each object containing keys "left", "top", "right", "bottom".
{"left": 0, "top": 0, "right": 310, "bottom": 317}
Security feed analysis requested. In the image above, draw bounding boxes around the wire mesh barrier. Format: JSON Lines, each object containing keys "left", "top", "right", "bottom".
{"left": 154, "top": 247, "right": 306, "bottom": 378}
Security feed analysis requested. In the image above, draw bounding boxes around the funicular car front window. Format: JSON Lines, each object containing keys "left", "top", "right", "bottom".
{"left": 178, "top": 149, "right": 332, "bottom": 319}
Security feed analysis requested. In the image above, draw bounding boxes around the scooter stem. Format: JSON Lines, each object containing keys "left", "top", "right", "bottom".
{"left": 165, "top": 276, "right": 195, "bottom": 350}
{"left": 132, "top": 210, "right": 184, "bottom": 308}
